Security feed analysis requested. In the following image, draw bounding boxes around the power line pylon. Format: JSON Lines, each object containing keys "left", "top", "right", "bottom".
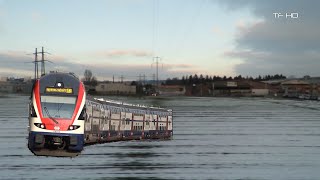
{"left": 119, "top": 75, "right": 124, "bottom": 83}
{"left": 28, "top": 47, "right": 53, "bottom": 80}
{"left": 40, "top": 47, "right": 52, "bottom": 76}
{"left": 34, "top": 48, "right": 38, "bottom": 80}
{"left": 152, "top": 56, "right": 162, "bottom": 88}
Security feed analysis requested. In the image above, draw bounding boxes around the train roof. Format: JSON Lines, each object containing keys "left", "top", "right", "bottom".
{"left": 87, "top": 96, "right": 172, "bottom": 113}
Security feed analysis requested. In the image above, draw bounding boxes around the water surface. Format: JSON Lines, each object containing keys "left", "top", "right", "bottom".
{"left": 1, "top": 95, "right": 320, "bottom": 180}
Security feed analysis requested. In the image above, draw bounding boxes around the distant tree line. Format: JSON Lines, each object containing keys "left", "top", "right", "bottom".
{"left": 164, "top": 74, "right": 286, "bottom": 85}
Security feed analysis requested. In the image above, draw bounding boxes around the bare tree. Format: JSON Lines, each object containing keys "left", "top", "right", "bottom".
{"left": 84, "top": 69, "right": 93, "bottom": 82}
{"left": 82, "top": 69, "right": 97, "bottom": 86}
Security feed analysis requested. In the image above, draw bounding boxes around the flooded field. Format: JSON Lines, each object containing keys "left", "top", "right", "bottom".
{"left": 1, "top": 95, "right": 320, "bottom": 180}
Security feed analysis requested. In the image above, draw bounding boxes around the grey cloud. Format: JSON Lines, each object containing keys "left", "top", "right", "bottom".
{"left": 217, "top": 0, "right": 320, "bottom": 77}
{"left": 217, "top": 0, "right": 315, "bottom": 21}
{"left": 236, "top": 21, "right": 320, "bottom": 53}
{"left": 0, "top": 52, "right": 34, "bottom": 75}
{"left": 94, "top": 49, "right": 152, "bottom": 58}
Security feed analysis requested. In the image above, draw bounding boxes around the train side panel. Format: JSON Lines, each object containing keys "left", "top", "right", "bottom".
{"left": 84, "top": 100, "right": 173, "bottom": 145}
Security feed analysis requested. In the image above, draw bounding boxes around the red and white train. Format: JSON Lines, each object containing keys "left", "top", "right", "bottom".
{"left": 28, "top": 72, "right": 173, "bottom": 157}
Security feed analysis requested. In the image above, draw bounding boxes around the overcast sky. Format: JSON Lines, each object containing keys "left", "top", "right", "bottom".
{"left": 0, "top": 0, "right": 319, "bottom": 80}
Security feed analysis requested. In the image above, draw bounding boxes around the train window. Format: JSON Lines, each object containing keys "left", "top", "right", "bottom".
{"left": 110, "top": 125, "right": 116, "bottom": 131}
{"left": 41, "top": 96, "right": 76, "bottom": 119}
{"left": 78, "top": 106, "right": 86, "bottom": 120}
{"left": 30, "top": 103, "right": 37, "bottom": 117}
{"left": 134, "top": 126, "right": 143, "bottom": 131}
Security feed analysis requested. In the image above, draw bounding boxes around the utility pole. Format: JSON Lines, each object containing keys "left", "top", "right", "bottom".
{"left": 39, "top": 47, "right": 51, "bottom": 76}
{"left": 41, "top": 47, "right": 45, "bottom": 76}
{"left": 29, "top": 47, "right": 52, "bottom": 80}
{"left": 34, "top": 48, "right": 38, "bottom": 80}
{"left": 152, "top": 73, "right": 156, "bottom": 86}
{"left": 152, "top": 56, "right": 161, "bottom": 88}
{"left": 138, "top": 74, "right": 142, "bottom": 85}
{"left": 120, "top": 75, "right": 124, "bottom": 83}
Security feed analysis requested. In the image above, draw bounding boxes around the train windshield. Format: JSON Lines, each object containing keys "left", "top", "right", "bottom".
{"left": 41, "top": 95, "right": 76, "bottom": 119}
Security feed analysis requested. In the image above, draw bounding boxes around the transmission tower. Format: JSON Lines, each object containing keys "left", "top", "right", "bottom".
{"left": 39, "top": 47, "right": 52, "bottom": 76}
{"left": 34, "top": 48, "right": 38, "bottom": 80}
{"left": 28, "top": 47, "right": 52, "bottom": 80}
{"left": 119, "top": 75, "right": 124, "bottom": 83}
{"left": 152, "top": 56, "right": 162, "bottom": 88}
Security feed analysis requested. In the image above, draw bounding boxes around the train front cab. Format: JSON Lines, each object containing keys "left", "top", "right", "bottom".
{"left": 28, "top": 73, "right": 86, "bottom": 156}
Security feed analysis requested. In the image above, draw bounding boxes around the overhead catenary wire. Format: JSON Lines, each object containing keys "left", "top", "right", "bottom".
{"left": 40, "top": 47, "right": 52, "bottom": 76}
{"left": 171, "top": 0, "right": 207, "bottom": 61}
{"left": 151, "top": 0, "right": 164, "bottom": 87}
{"left": 149, "top": 0, "right": 208, "bottom": 81}
{"left": 152, "top": 0, "right": 160, "bottom": 57}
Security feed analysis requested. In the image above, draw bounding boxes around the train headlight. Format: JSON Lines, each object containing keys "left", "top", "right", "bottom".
{"left": 68, "top": 125, "right": 80, "bottom": 130}
{"left": 34, "top": 123, "right": 46, "bottom": 129}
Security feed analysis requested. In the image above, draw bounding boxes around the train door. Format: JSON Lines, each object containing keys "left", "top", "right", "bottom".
{"left": 150, "top": 114, "right": 157, "bottom": 132}
{"left": 144, "top": 114, "right": 151, "bottom": 131}
{"left": 103, "top": 109, "right": 110, "bottom": 131}
{"left": 120, "top": 111, "right": 126, "bottom": 136}
{"left": 159, "top": 115, "right": 167, "bottom": 133}
{"left": 124, "top": 112, "right": 132, "bottom": 137}
{"left": 91, "top": 104, "right": 101, "bottom": 140}
{"left": 168, "top": 114, "right": 173, "bottom": 132}
{"left": 110, "top": 107, "right": 120, "bottom": 137}
{"left": 84, "top": 102, "right": 93, "bottom": 142}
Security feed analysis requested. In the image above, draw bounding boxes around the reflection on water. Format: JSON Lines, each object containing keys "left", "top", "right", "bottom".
{"left": 1, "top": 96, "right": 320, "bottom": 179}
{"left": 109, "top": 177, "right": 167, "bottom": 180}
{"left": 111, "top": 152, "right": 167, "bottom": 158}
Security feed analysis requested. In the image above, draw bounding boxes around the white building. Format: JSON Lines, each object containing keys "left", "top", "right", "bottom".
{"left": 96, "top": 82, "right": 136, "bottom": 95}
{"left": 0, "top": 77, "right": 8, "bottom": 82}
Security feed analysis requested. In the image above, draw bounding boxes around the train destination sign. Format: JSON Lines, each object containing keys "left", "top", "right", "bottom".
{"left": 45, "top": 87, "right": 73, "bottom": 94}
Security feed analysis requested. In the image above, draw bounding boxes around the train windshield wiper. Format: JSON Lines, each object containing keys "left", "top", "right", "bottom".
{"left": 44, "top": 106, "right": 59, "bottom": 124}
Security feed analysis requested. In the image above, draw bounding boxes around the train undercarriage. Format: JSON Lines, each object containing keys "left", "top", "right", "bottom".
{"left": 28, "top": 132, "right": 84, "bottom": 157}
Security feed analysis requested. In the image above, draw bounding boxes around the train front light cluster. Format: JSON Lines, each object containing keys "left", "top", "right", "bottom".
{"left": 68, "top": 125, "right": 80, "bottom": 130}
{"left": 34, "top": 123, "right": 46, "bottom": 129}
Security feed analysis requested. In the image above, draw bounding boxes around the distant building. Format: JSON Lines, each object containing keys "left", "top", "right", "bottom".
{"left": 96, "top": 82, "right": 136, "bottom": 95}
{"left": 246, "top": 81, "right": 269, "bottom": 96}
{"left": 281, "top": 79, "right": 310, "bottom": 97}
{"left": 263, "top": 79, "right": 286, "bottom": 96}
{"left": 0, "top": 77, "right": 8, "bottom": 82}
{"left": 302, "top": 77, "right": 320, "bottom": 97}
{"left": 212, "top": 81, "right": 251, "bottom": 96}
{"left": 251, "top": 89, "right": 269, "bottom": 96}
{"left": 23, "top": 76, "right": 32, "bottom": 82}
{"left": 158, "top": 85, "right": 185, "bottom": 96}
{"left": 0, "top": 82, "right": 14, "bottom": 93}
{"left": 0, "top": 77, "right": 33, "bottom": 94}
